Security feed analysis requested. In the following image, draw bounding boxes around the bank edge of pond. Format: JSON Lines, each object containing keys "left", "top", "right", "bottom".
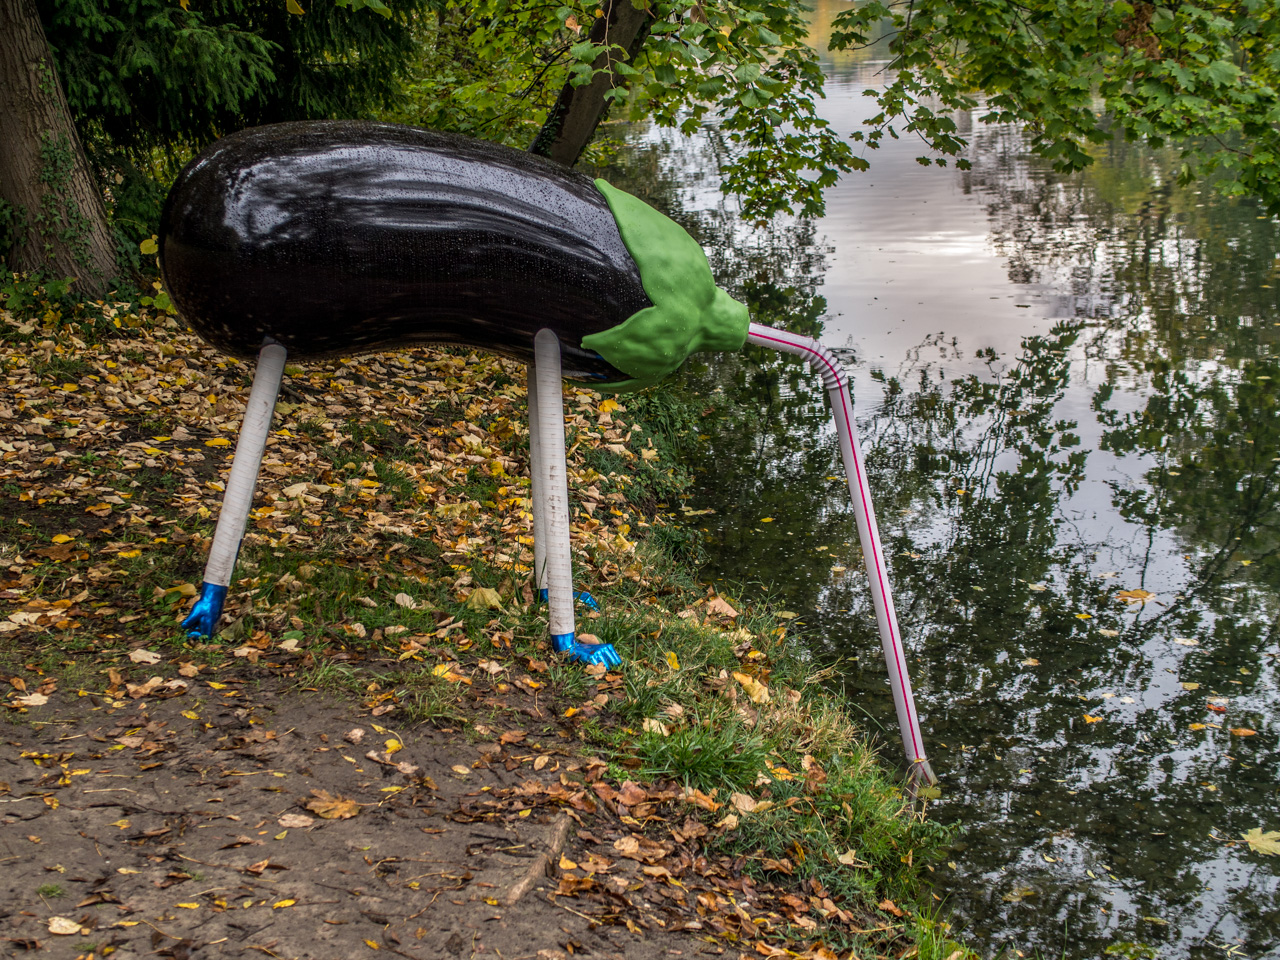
{"left": 0, "top": 279, "right": 968, "bottom": 959}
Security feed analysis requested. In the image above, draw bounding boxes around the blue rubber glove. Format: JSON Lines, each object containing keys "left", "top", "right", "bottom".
{"left": 182, "top": 582, "right": 227, "bottom": 638}
{"left": 552, "top": 633, "right": 622, "bottom": 668}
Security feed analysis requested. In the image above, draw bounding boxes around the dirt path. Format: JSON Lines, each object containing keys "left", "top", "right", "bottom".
{"left": 0, "top": 677, "right": 740, "bottom": 960}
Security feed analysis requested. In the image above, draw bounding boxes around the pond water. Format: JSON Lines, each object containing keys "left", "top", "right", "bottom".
{"left": 602, "top": 11, "right": 1280, "bottom": 959}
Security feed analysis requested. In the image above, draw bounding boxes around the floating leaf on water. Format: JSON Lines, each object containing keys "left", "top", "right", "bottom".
{"left": 1181, "top": 682, "right": 1200, "bottom": 691}
{"left": 1242, "top": 828, "right": 1280, "bottom": 855}
{"left": 1083, "top": 714, "right": 1103, "bottom": 723}
{"left": 1116, "top": 589, "right": 1155, "bottom": 604}
{"left": 1075, "top": 613, "right": 1094, "bottom": 620}
{"left": 1173, "top": 638, "right": 1199, "bottom": 646}
{"left": 1028, "top": 583, "right": 1048, "bottom": 592}
{"left": 1230, "top": 727, "right": 1257, "bottom": 737}
{"left": 1098, "top": 629, "right": 1120, "bottom": 638}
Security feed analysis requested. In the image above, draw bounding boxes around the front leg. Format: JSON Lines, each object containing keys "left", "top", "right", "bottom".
{"left": 532, "top": 330, "right": 621, "bottom": 669}
{"left": 183, "top": 342, "right": 288, "bottom": 638}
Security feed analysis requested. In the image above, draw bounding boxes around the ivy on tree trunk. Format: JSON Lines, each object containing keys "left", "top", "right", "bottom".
{"left": 529, "top": 0, "right": 652, "bottom": 167}
{"left": 0, "top": 0, "right": 120, "bottom": 296}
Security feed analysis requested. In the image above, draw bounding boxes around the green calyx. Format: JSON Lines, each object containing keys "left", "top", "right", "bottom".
{"left": 582, "top": 179, "right": 749, "bottom": 392}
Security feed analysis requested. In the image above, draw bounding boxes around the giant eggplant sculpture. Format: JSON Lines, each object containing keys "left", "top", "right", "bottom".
{"left": 161, "top": 121, "right": 936, "bottom": 785}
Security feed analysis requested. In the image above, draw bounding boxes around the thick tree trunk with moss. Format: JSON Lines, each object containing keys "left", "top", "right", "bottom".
{"left": 0, "top": 0, "right": 119, "bottom": 296}
{"left": 529, "top": 0, "right": 652, "bottom": 166}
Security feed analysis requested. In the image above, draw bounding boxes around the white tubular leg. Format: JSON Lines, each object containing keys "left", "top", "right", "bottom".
{"left": 533, "top": 330, "right": 575, "bottom": 643}
{"left": 527, "top": 360, "right": 548, "bottom": 596}
{"left": 205, "top": 342, "right": 287, "bottom": 587}
{"left": 745, "top": 323, "right": 935, "bottom": 787}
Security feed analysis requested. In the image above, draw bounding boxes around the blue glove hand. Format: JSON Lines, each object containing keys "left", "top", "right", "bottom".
{"left": 182, "top": 582, "right": 227, "bottom": 638}
{"left": 552, "top": 633, "right": 623, "bottom": 668}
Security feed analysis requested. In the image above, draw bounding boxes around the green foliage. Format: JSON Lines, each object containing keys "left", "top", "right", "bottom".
{"left": 384, "top": 1, "right": 855, "bottom": 220}
{"left": 830, "top": 0, "right": 1280, "bottom": 211}
{"left": 38, "top": 0, "right": 429, "bottom": 241}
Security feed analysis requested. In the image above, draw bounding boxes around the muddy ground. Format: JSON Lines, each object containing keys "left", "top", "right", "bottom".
{"left": 0, "top": 667, "right": 811, "bottom": 960}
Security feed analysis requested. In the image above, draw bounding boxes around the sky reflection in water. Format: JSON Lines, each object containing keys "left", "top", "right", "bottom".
{"left": 602, "top": 47, "right": 1280, "bottom": 959}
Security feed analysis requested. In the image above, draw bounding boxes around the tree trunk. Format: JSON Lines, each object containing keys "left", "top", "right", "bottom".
{"left": 529, "top": 0, "right": 653, "bottom": 167}
{"left": 0, "top": 0, "right": 119, "bottom": 296}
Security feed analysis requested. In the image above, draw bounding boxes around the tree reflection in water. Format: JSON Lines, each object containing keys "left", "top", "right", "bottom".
{"left": 597, "top": 119, "right": 1280, "bottom": 956}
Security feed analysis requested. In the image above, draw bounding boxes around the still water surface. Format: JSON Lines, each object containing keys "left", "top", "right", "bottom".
{"left": 605, "top": 30, "right": 1280, "bottom": 960}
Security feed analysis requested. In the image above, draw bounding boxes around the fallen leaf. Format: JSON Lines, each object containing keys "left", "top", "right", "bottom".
{"left": 48, "top": 917, "right": 81, "bottom": 935}
{"left": 303, "top": 790, "right": 360, "bottom": 820}
{"left": 1083, "top": 714, "right": 1103, "bottom": 723}
{"left": 465, "top": 587, "right": 503, "bottom": 611}
{"left": 1181, "top": 682, "right": 1201, "bottom": 691}
{"left": 1116, "top": 589, "right": 1154, "bottom": 603}
{"left": 732, "top": 671, "right": 770, "bottom": 704}
{"left": 706, "top": 597, "right": 739, "bottom": 618}
{"left": 1242, "top": 828, "right": 1280, "bottom": 856}
{"left": 12, "top": 692, "right": 48, "bottom": 707}
{"left": 641, "top": 718, "right": 669, "bottom": 737}
{"left": 1230, "top": 728, "right": 1258, "bottom": 737}
{"left": 278, "top": 813, "right": 314, "bottom": 829}
{"left": 664, "top": 651, "right": 680, "bottom": 671}
{"left": 128, "top": 648, "right": 162, "bottom": 665}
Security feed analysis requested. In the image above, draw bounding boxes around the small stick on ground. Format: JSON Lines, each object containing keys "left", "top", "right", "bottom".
{"left": 502, "top": 813, "right": 573, "bottom": 906}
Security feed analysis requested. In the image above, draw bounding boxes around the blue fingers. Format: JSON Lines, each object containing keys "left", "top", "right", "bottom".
{"left": 552, "top": 632, "right": 623, "bottom": 669}
{"left": 536, "top": 588, "right": 601, "bottom": 611}
{"left": 182, "top": 582, "right": 227, "bottom": 639}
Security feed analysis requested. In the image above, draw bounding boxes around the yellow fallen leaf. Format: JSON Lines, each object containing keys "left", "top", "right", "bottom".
{"left": 1116, "top": 589, "right": 1154, "bottom": 603}
{"left": 205, "top": 437, "right": 231, "bottom": 447}
{"left": 1242, "top": 827, "right": 1280, "bottom": 855}
{"left": 1083, "top": 714, "right": 1103, "bottom": 723}
{"left": 51, "top": 534, "right": 74, "bottom": 544}
{"left": 1189, "top": 723, "right": 1208, "bottom": 731}
{"left": 559, "top": 854, "right": 578, "bottom": 870}
{"left": 1230, "top": 728, "right": 1258, "bottom": 737}
{"left": 176, "top": 903, "right": 199, "bottom": 909}
{"left": 664, "top": 651, "right": 680, "bottom": 671}
{"left": 273, "top": 899, "right": 296, "bottom": 909}
{"left": 385, "top": 739, "right": 402, "bottom": 754}
{"left": 732, "top": 671, "right": 770, "bottom": 704}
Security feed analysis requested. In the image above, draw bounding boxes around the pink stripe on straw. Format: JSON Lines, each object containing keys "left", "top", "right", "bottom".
{"left": 746, "top": 326, "right": 925, "bottom": 765}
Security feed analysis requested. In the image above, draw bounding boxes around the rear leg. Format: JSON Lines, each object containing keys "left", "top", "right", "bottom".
{"left": 531, "top": 331, "right": 621, "bottom": 668}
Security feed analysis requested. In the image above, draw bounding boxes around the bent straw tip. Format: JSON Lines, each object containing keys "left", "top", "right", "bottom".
{"left": 910, "top": 758, "right": 938, "bottom": 788}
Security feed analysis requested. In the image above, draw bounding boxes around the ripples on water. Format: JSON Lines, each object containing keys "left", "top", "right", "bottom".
{"left": 593, "top": 42, "right": 1280, "bottom": 960}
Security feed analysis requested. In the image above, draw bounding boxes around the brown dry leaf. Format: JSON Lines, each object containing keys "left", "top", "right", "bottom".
{"left": 684, "top": 787, "right": 721, "bottom": 812}
{"left": 278, "top": 813, "right": 314, "bottom": 828}
{"left": 303, "top": 789, "right": 360, "bottom": 820}
{"left": 1116, "top": 589, "right": 1155, "bottom": 604}
{"left": 730, "top": 792, "right": 759, "bottom": 814}
{"left": 126, "top": 676, "right": 164, "bottom": 698}
{"left": 641, "top": 718, "right": 670, "bottom": 736}
{"left": 47, "top": 916, "right": 81, "bottom": 935}
{"left": 705, "top": 597, "right": 739, "bottom": 618}
{"left": 128, "top": 648, "right": 162, "bottom": 665}
{"left": 12, "top": 692, "right": 48, "bottom": 707}
{"left": 878, "top": 898, "right": 906, "bottom": 917}
{"left": 1230, "top": 727, "right": 1258, "bottom": 737}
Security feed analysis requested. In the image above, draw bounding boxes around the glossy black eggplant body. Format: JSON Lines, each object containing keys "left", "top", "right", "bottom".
{"left": 159, "top": 121, "right": 652, "bottom": 383}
